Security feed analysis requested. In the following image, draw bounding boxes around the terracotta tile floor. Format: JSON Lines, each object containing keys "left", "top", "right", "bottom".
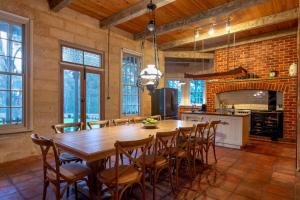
{"left": 0, "top": 140, "right": 299, "bottom": 200}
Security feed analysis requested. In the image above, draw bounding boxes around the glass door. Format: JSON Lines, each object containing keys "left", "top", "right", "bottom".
{"left": 86, "top": 72, "right": 101, "bottom": 123}
{"left": 62, "top": 69, "right": 82, "bottom": 123}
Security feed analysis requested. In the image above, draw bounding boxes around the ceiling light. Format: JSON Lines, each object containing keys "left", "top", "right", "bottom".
{"left": 208, "top": 24, "right": 215, "bottom": 35}
{"left": 147, "top": 19, "right": 155, "bottom": 32}
{"left": 195, "top": 29, "right": 200, "bottom": 38}
{"left": 226, "top": 19, "right": 231, "bottom": 32}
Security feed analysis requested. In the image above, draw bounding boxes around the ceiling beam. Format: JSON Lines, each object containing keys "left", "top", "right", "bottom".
{"left": 160, "top": 8, "right": 298, "bottom": 50}
{"left": 165, "top": 57, "right": 211, "bottom": 63}
{"left": 164, "top": 51, "right": 214, "bottom": 59}
{"left": 48, "top": 0, "right": 74, "bottom": 12}
{"left": 134, "top": 0, "right": 270, "bottom": 40}
{"left": 100, "top": 0, "right": 176, "bottom": 28}
{"left": 200, "top": 28, "right": 297, "bottom": 52}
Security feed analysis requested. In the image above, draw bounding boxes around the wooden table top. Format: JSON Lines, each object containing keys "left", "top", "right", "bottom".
{"left": 54, "top": 120, "right": 197, "bottom": 162}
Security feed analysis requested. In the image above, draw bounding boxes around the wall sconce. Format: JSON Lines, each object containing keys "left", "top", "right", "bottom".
{"left": 289, "top": 63, "right": 297, "bottom": 77}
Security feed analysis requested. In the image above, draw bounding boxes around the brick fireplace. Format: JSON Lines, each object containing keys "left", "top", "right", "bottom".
{"left": 206, "top": 35, "right": 297, "bottom": 141}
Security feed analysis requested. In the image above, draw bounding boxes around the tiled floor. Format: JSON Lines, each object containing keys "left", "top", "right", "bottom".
{"left": 0, "top": 140, "right": 299, "bottom": 200}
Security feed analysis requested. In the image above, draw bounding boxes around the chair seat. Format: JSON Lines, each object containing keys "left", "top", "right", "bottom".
{"left": 59, "top": 152, "right": 82, "bottom": 163}
{"left": 143, "top": 155, "right": 168, "bottom": 168}
{"left": 98, "top": 165, "right": 141, "bottom": 185}
{"left": 48, "top": 163, "right": 89, "bottom": 182}
{"left": 168, "top": 147, "right": 188, "bottom": 158}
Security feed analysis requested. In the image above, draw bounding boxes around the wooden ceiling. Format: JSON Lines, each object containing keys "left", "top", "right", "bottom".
{"left": 50, "top": 0, "right": 298, "bottom": 50}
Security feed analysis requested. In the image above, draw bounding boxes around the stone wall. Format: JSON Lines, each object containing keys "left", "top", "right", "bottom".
{"left": 0, "top": 0, "right": 164, "bottom": 163}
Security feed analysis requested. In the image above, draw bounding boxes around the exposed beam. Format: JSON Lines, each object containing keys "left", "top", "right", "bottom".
{"left": 48, "top": 0, "right": 74, "bottom": 12}
{"left": 164, "top": 51, "right": 214, "bottom": 59}
{"left": 100, "top": 0, "right": 176, "bottom": 28}
{"left": 160, "top": 8, "right": 298, "bottom": 50}
{"left": 200, "top": 28, "right": 297, "bottom": 52}
{"left": 165, "top": 57, "right": 211, "bottom": 63}
{"left": 134, "top": 0, "right": 270, "bottom": 40}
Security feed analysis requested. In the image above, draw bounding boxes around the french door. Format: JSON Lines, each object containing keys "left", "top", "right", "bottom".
{"left": 61, "top": 65, "right": 104, "bottom": 127}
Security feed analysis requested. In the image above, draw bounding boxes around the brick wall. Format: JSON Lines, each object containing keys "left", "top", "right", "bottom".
{"left": 207, "top": 35, "right": 297, "bottom": 140}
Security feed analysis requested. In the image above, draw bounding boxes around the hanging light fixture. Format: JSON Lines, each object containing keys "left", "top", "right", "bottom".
{"left": 225, "top": 18, "right": 231, "bottom": 33}
{"left": 137, "top": 0, "right": 162, "bottom": 94}
{"left": 208, "top": 24, "right": 215, "bottom": 35}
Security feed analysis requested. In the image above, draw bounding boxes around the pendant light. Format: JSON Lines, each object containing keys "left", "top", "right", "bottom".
{"left": 137, "top": 0, "right": 162, "bottom": 94}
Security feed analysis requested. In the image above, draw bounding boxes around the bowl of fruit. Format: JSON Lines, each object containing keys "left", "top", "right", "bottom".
{"left": 142, "top": 118, "right": 159, "bottom": 129}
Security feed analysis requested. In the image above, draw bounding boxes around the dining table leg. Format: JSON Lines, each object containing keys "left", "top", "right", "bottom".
{"left": 86, "top": 159, "right": 105, "bottom": 200}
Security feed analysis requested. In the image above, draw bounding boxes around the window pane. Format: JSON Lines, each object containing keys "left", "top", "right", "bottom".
{"left": 190, "top": 80, "right": 205, "bottom": 104}
{"left": 63, "top": 70, "right": 81, "bottom": 123}
{"left": 11, "top": 25, "right": 22, "bottom": 42}
{"left": 11, "top": 57, "right": 22, "bottom": 73}
{"left": 0, "top": 74, "right": 10, "bottom": 90}
{"left": 0, "top": 108, "right": 10, "bottom": 124}
{"left": 62, "top": 46, "right": 83, "bottom": 65}
{"left": 11, "top": 75, "right": 22, "bottom": 90}
{"left": 0, "top": 22, "right": 9, "bottom": 39}
{"left": 0, "top": 38, "right": 8, "bottom": 56}
{"left": 12, "top": 41, "right": 22, "bottom": 58}
{"left": 86, "top": 73, "right": 100, "bottom": 123}
{"left": 11, "top": 107, "right": 22, "bottom": 124}
{"left": 0, "top": 91, "right": 10, "bottom": 106}
{"left": 11, "top": 91, "right": 22, "bottom": 107}
{"left": 84, "top": 51, "right": 101, "bottom": 67}
{"left": 0, "top": 56, "right": 9, "bottom": 72}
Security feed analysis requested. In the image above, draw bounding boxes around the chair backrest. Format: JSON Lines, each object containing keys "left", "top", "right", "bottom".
{"left": 87, "top": 120, "right": 109, "bottom": 129}
{"left": 205, "top": 120, "right": 221, "bottom": 141}
{"left": 112, "top": 118, "right": 130, "bottom": 126}
{"left": 52, "top": 122, "right": 83, "bottom": 133}
{"left": 150, "top": 115, "right": 161, "bottom": 121}
{"left": 31, "top": 134, "right": 60, "bottom": 181}
{"left": 114, "top": 136, "right": 154, "bottom": 184}
{"left": 195, "top": 122, "right": 209, "bottom": 139}
{"left": 177, "top": 125, "right": 196, "bottom": 149}
{"left": 155, "top": 130, "right": 178, "bottom": 157}
{"left": 133, "top": 116, "right": 147, "bottom": 124}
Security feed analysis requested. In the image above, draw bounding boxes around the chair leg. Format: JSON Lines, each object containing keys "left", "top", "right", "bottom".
{"left": 168, "top": 167, "right": 175, "bottom": 194}
{"left": 176, "top": 158, "right": 181, "bottom": 185}
{"left": 43, "top": 180, "right": 49, "bottom": 200}
{"left": 205, "top": 147, "right": 209, "bottom": 165}
{"left": 213, "top": 144, "right": 217, "bottom": 163}
{"left": 55, "top": 184, "right": 60, "bottom": 200}
{"left": 153, "top": 169, "right": 157, "bottom": 200}
{"left": 74, "top": 182, "right": 78, "bottom": 200}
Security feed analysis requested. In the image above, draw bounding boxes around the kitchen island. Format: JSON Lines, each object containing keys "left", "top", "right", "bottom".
{"left": 181, "top": 112, "right": 250, "bottom": 149}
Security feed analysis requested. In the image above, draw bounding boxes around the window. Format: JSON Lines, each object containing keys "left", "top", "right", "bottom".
{"left": 167, "top": 80, "right": 182, "bottom": 104}
{"left": 122, "top": 52, "right": 140, "bottom": 115}
{"left": 0, "top": 11, "right": 31, "bottom": 133}
{"left": 190, "top": 80, "right": 205, "bottom": 104}
{"left": 62, "top": 46, "right": 102, "bottom": 68}
{"left": 61, "top": 43, "right": 104, "bottom": 125}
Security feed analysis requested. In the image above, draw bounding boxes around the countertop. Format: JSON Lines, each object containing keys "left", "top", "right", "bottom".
{"left": 181, "top": 111, "right": 250, "bottom": 117}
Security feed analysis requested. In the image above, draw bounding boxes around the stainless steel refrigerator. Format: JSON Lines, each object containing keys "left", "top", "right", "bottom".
{"left": 151, "top": 88, "right": 178, "bottom": 119}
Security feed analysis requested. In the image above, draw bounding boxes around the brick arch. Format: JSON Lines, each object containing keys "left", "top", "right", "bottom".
{"left": 213, "top": 81, "right": 289, "bottom": 95}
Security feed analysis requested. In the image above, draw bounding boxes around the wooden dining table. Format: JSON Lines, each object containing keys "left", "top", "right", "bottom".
{"left": 53, "top": 120, "right": 198, "bottom": 199}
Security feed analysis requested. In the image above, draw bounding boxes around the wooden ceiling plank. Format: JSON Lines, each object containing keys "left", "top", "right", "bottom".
{"left": 160, "top": 8, "right": 298, "bottom": 50}
{"left": 164, "top": 51, "right": 214, "bottom": 59}
{"left": 200, "top": 28, "right": 297, "bottom": 52}
{"left": 134, "top": 0, "right": 270, "bottom": 40}
{"left": 100, "top": 0, "right": 176, "bottom": 28}
{"left": 48, "top": 0, "right": 74, "bottom": 12}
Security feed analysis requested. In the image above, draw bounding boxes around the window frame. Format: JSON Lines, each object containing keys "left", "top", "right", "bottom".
{"left": 189, "top": 80, "right": 206, "bottom": 105}
{"left": 59, "top": 41, "right": 105, "bottom": 125}
{"left": 0, "top": 10, "right": 33, "bottom": 134}
{"left": 120, "top": 48, "right": 142, "bottom": 117}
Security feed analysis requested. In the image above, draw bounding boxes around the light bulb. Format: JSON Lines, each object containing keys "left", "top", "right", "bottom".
{"left": 226, "top": 19, "right": 231, "bottom": 32}
{"left": 147, "top": 20, "right": 155, "bottom": 32}
{"left": 208, "top": 25, "right": 215, "bottom": 35}
{"left": 195, "top": 30, "right": 200, "bottom": 38}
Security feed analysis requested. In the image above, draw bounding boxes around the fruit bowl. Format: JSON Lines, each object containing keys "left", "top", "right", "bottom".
{"left": 142, "top": 118, "right": 159, "bottom": 129}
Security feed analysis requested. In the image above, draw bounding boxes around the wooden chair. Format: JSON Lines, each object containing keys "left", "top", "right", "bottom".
{"left": 31, "top": 134, "right": 89, "bottom": 200}
{"left": 190, "top": 122, "right": 209, "bottom": 172}
{"left": 98, "top": 136, "right": 153, "bottom": 200}
{"left": 150, "top": 115, "right": 162, "bottom": 121}
{"left": 87, "top": 120, "right": 109, "bottom": 129}
{"left": 202, "top": 120, "right": 221, "bottom": 164}
{"left": 145, "top": 130, "right": 177, "bottom": 200}
{"left": 112, "top": 118, "right": 130, "bottom": 126}
{"left": 174, "top": 125, "right": 196, "bottom": 184}
{"left": 52, "top": 122, "right": 83, "bottom": 164}
{"left": 133, "top": 116, "right": 147, "bottom": 123}
{"left": 52, "top": 122, "right": 83, "bottom": 134}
